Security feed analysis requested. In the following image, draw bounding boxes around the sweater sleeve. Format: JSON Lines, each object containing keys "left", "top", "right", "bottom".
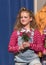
{"left": 8, "top": 30, "right": 19, "bottom": 53}
{"left": 29, "top": 30, "right": 44, "bottom": 52}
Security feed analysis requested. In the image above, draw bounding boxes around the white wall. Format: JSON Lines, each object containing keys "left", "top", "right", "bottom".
{"left": 34, "top": 0, "right": 46, "bottom": 14}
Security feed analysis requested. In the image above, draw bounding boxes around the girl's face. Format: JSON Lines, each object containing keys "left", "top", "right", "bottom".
{"left": 20, "top": 11, "right": 32, "bottom": 26}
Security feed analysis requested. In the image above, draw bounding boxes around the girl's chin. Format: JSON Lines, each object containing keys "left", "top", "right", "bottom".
{"left": 21, "top": 23, "right": 27, "bottom": 26}
{"left": 21, "top": 22, "right": 28, "bottom": 25}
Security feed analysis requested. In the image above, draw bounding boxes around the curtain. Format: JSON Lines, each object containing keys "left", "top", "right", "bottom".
{"left": 0, "top": 0, "right": 34, "bottom": 65}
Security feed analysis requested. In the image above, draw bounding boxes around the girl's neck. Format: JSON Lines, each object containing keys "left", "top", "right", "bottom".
{"left": 23, "top": 25, "right": 31, "bottom": 31}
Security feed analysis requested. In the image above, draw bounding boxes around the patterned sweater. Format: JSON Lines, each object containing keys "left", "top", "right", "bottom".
{"left": 8, "top": 29, "right": 44, "bottom": 62}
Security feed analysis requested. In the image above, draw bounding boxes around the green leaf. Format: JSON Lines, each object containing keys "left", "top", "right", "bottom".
{"left": 22, "top": 33, "right": 30, "bottom": 41}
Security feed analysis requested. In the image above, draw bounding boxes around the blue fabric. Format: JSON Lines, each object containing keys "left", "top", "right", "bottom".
{"left": 0, "top": 0, "right": 34, "bottom": 65}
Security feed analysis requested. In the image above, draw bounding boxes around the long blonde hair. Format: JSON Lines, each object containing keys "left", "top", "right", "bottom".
{"left": 35, "top": 4, "right": 46, "bottom": 34}
{"left": 14, "top": 7, "right": 38, "bottom": 31}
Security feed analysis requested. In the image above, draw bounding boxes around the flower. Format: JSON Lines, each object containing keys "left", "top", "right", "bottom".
{"left": 20, "top": 32, "right": 31, "bottom": 42}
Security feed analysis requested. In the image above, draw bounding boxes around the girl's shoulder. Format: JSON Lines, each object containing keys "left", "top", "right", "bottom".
{"left": 13, "top": 29, "right": 17, "bottom": 33}
{"left": 34, "top": 29, "right": 41, "bottom": 35}
{"left": 30, "top": 28, "right": 41, "bottom": 36}
{"left": 31, "top": 28, "right": 40, "bottom": 34}
{"left": 11, "top": 29, "right": 18, "bottom": 36}
{"left": 12, "top": 29, "right": 21, "bottom": 36}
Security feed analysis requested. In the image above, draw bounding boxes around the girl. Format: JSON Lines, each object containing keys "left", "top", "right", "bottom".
{"left": 35, "top": 4, "right": 46, "bottom": 35}
{"left": 8, "top": 7, "right": 43, "bottom": 65}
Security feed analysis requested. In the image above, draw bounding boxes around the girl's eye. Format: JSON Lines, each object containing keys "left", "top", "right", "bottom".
{"left": 24, "top": 16, "right": 27, "bottom": 18}
{"left": 20, "top": 16, "right": 27, "bottom": 18}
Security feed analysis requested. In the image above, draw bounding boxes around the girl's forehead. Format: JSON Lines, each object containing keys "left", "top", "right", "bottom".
{"left": 21, "top": 11, "right": 30, "bottom": 15}
{"left": 21, "top": 12, "right": 30, "bottom": 16}
{"left": 21, "top": 11, "right": 29, "bottom": 13}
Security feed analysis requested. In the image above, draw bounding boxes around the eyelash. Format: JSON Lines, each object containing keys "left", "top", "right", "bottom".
{"left": 20, "top": 17, "right": 27, "bottom": 18}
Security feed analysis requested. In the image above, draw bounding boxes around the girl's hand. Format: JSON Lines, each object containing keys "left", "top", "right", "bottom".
{"left": 38, "top": 52, "right": 43, "bottom": 57}
{"left": 22, "top": 42, "right": 30, "bottom": 48}
{"left": 19, "top": 44, "right": 24, "bottom": 50}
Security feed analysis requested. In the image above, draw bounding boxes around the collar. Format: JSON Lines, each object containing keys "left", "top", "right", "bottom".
{"left": 20, "top": 28, "right": 31, "bottom": 33}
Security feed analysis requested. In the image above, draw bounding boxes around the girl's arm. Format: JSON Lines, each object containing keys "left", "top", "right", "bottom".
{"left": 29, "top": 30, "right": 44, "bottom": 52}
{"left": 8, "top": 30, "right": 20, "bottom": 53}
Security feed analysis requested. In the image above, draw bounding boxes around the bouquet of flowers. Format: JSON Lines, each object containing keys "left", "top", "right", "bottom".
{"left": 20, "top": 32, "right": 31, "bottom": 42}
